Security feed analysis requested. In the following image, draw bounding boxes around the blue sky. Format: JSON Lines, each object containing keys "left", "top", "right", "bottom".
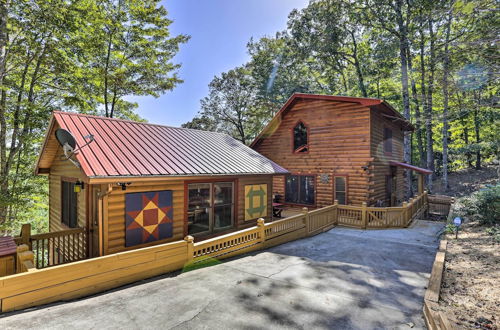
{"left": 127, "top": 0, "right": 309, "bottom": 126}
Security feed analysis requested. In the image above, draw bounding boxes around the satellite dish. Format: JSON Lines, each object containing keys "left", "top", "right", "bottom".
{"left": 55, "top": 128, "right": 80, "bottom": 168}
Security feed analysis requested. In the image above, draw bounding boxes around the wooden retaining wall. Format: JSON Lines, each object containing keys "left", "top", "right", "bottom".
{"left": 423, "top": 240, "right": 455, "bottom": 330}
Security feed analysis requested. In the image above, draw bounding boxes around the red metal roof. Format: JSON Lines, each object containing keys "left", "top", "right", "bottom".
{"left": 44, "top": 112, "right": 288, "bottom": 178}
{"left": 389, "top": 161, "right": 433, "bottom": 175}
{"left": 250, "top": 93, "right": 414, "bottom": 148}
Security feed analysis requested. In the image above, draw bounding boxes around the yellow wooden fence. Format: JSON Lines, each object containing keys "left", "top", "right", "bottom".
{"left": 0, "top": 192, "right": 433, "bottom": 313}
{"left": 337, "top": 192, "right": 428, "bottom": 229}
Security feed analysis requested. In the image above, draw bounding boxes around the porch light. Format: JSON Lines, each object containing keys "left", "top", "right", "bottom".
{"left": 118, "top": 182, "right": 131, "bottom": 191}
{"left": 74, "top": 181, "right": 84, "bottom": 193}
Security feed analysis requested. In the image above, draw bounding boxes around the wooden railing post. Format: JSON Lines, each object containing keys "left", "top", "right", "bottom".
{"left": 361, "top": 202, "right": 367, "bottom": 229}
{"left": 402, "top": 202, "right": 409, "bottom": 224}
{"left": 184, "top": 236, "right": 194, "bottom": 262}
{"left": 302, "top": 207, "right": 310, "bottom": 234}
{"left": 20, "top": 224, "right": 32, "bottom": 250}
{"left": 333, "top": 200, "right": 339, "bottom": 225}
{"left": 16, "top": 244, "right": 35, "bottom": 273}
{"left": 257, "top": 218, "right": 265, "bottom": 245}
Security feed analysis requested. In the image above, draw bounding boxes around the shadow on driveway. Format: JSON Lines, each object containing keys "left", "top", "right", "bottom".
{"left": 0, "top": 220, "right": 444, "bottom": 330}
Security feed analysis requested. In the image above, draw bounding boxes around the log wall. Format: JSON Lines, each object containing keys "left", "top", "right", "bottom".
{"left": 254, "top": 99, "right": 372, "bottom": 206}
{"left": 369, "top": 109, "right": 405, "bottom": 205}
{"left": 49, "top": 147, "right": 87, "bottom": 233}
{"left": 104, "top": 175, "right": 273, "bottom": 255}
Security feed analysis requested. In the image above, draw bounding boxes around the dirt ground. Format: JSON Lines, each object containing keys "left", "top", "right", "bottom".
{"left": 439, "top": 222, "right": 499, "bottom": 329}
{"left": 432, "top": 165, "right": 498, "bottom": 197}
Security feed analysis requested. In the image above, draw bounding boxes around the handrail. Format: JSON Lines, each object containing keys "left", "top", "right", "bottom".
{"left": 13, "top": 224, "right": 88, "bottom": 269}
{"left": 30, "top": 228, "right": 85, "bottom": 240}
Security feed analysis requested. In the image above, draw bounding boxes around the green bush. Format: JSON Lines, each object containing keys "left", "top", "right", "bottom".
{"left": 457, "top": 184, "right": 500, "bottom": 225}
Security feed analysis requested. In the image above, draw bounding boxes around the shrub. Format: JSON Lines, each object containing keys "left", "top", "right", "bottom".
{"left": 455, "top": 184, "right": 500, "bottom": 225}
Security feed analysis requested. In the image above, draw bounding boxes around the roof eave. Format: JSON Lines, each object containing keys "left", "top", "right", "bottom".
{"left": 34, "top": 115, "right": 56, "bottom": 175}
{"left": 87, "top": 171, "right": 290, "bottom": 184}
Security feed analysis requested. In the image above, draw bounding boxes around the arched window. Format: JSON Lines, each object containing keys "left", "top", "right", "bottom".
{"left": 293, "top": 121, "right": 308, "bottom": 153}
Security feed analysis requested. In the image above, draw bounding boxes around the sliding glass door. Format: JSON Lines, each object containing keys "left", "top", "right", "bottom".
{"left": 187, "top": 182, "right": 234, "bottom": 236}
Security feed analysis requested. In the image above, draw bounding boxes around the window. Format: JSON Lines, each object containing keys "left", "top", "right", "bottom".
{"left": 285, "top": 174, "right": 315, "bottom": 205}
{"left": 61, "top": 181, "right": 78, "bottom": 228}
{"left": 383, "top": 127, "right": 393, "bottom": 154}
{"left": 293, "top": 121, "right": 308, "bottom": 153}
{"left": 187, "top": 182, "right": 234, "bottom": 235}
{"left": 334, "top": 176, "right": 347, "bottom": 205}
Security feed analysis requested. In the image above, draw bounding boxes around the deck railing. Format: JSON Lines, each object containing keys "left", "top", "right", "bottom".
{"left": 0, "top": 191, "right": 453, "bottom": 312}
{"left": 14, "top": 224, "right": 87, "bottom": 269}
{"left": 337, "top": 192, "right": 428, "bottom": 229}
{"left": 187, "top": 192, "right": 431, "bottom": 264}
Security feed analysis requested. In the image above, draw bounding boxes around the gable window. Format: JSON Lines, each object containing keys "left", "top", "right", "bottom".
{"left": 187, "top": 182, "right": 234, "bottom": 236}
{"left": 334, "top": 176, "right": 347, "bottom": 205}
{"left": 61, "top": 181, "right": 78, "bottom": 228}
{"left": 293, "top": 121, "right": 308, "bottom": 153}
{"left": 285, "top": 174, "right": 315, "bottom": 205}
{"left": 383, "top": 127, "right": 393, "bottom": 154}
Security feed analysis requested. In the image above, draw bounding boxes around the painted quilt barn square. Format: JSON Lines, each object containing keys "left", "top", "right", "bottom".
{"left": 244, "top": 184, "right": 267, "bottom": 221}
{"left": 125, "top": 190, "right": 173, "bottom": 247}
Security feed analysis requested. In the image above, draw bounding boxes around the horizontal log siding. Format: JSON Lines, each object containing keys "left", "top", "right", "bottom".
{"left": 49, "top": 146, "right": 87, "bottom": 232}
{"left": 369, "top": 109, "right": 405, "bottom": 205}
{"left": 254, "top": 99, "right": 372, "bottom": 206}
{"left": 104, "top": 175, "right": 273, "bottom": 254}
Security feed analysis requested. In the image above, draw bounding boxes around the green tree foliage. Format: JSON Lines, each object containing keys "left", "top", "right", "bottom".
{"left": 0, "top": 0, "right": 188, "bottom": 233}
{"left": 186, "top": 0, "right": 498, "bottom": 192}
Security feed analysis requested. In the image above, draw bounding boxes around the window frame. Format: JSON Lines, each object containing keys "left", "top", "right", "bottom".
{"left": 284, "top": 173, "right": 316, "bottom": 207}
{"left": 383, "top": 126, "right": 393, "bottom": 156}
{"left": 185, "top": 180, "right": 236, "bottom": 237}
{"left": 61, "top": 178, "right": 79, "bottom": 229}
{"left": 333, "top": 175, "right": 348, "bottom": 205}
{"left": 291, "top": 120, "right": 310, "bottom": 154}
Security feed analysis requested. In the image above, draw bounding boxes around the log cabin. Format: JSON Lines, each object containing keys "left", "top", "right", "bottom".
{"left": 251, "top": 93, "right": 432, "bottom": 209}
{"left": 35, "top": 111, "right": 287, "bottom": 259}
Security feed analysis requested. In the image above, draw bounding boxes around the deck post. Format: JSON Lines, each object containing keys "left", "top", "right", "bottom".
{"left": 418, "top": 174, "right": 424, "bottom": 195}
{"left": 402, "top": 202, "right": 409, "bottom": 224}
{"left": 257, "top": 218, "right": 266, "bottom": 245}
{"left": 423, "top": 190, "right": 429, "bottom": 217}
{"left": 302, "top": 207, "right": 310, "bottom": 234}
{"left": 184, "top": 236, "right": 194, "bottom": 262}
{"left": 333, "top": 200, "right": 339, "bottom": 225}
{"left": 20, "top": 224, "right": 31, "bottom": 250}
{"left": 361, "top": 202, "right": 367, "bottom": 229}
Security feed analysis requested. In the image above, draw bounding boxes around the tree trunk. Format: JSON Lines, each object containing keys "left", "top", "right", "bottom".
{"left": 425, "top": 16, "right": 436, "bottom": 192}
{"left": 350, "top": 30, "right": 368, "bottom": 97}
{"left": 473, "top": 93, "right": 481, "bottom": 170}
{"left": 395, "top": 0, "right": 412, "bottom": 199}
{"left": 407, "top": 47, "right": 425, "bottom": 167}
{"left": 0, "top": 1, "right": 9, "bottom": 226}
{"left": 441, "top": 8, "right": 453, "bottom": 191}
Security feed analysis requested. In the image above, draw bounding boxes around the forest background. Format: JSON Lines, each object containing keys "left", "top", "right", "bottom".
{"left": 0, "top": 0, "right": 497, "bottom": 234}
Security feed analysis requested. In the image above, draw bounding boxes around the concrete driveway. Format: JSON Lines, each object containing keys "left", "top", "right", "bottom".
{"left": 0, "top": 220, "right": 443, "bottom": 330}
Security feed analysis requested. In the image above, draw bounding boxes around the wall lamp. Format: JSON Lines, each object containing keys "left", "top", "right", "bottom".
{"left": 74, "top": 181, "right": 84, "bottom": 193}
{"left": 118, "top": 182, "right": 132, "bottom": 191}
